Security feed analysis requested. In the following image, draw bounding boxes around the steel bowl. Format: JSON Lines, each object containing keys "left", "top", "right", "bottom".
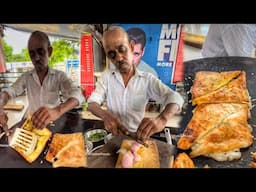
{"left": 85, "top": 129, "right": 108, "bottom": 143}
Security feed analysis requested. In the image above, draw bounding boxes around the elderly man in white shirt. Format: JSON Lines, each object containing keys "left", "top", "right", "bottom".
{"left": 0, "top": 30, "right": 84, "bottom": 136}
{"left": 202, "top": 24, "right": 256, "bottom": 57}
{"left": 87, "top": 26, "right": 184, "bottom": 142}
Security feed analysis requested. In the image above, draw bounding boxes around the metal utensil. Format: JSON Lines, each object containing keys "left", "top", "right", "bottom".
{"left": 87, "top": 152, "right": 112, "bottom": 156}
{"left": 0, "top": 144, "right": 9, "bottom": 147}
{"left": 164, "top": 128, "right": 172, "bottom": 145}
{"left": 9, "top": 128, "right": 38, "bottom": 155}
{"left": 87, "top": 144, "right": 112, "bottom": 156}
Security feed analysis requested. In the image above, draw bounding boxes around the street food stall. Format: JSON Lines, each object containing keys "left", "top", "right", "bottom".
{"left": 0, "top": 109, "right": 177, "bottom": 168}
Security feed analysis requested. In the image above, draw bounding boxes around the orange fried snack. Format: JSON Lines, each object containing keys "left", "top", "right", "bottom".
{"left": 250, "top": 152, "right": 256, "bottom": 168}
{"left": 191, "top": 71, "right": 250, "bottom": 106}
{"left": 45, "top": 132, "right": 87, "bottom": 168}
{"left": 172, "top": 152, "right": 195, "bottom": 168}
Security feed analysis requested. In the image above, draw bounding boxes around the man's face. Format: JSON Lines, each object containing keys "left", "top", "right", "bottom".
{"left": 133, "top": 43, "right": 144, "bottom": 66}
{"left": 28, "top": 36, "right": 51, "bottom": 72}
{"left": 103, "top": 30, "right": 134, "bottom": 73}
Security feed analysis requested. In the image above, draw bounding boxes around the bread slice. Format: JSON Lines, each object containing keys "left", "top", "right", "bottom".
{"left": 172, "top": 152, "right": 195, "bottom": 168}
{"left": 191, "top": 70, "right": 241, "bottom": 98}
{"left": 192, "top": 71, "right": 250, "bottom": 106}
{"left": 45, "top": 132, "right": 87, "bottom": 168}
{"left": 190, "top": 116, "right": 253, "bottom": 158}
{"left": 177, "top": 103, "right": 249, "bottom": 150}
{"left": 177, "top": 103, "right": 253, "bottom": 161}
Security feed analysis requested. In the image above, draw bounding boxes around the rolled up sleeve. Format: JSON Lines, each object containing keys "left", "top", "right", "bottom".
{"left": 2, "top": 74, "right": 26, "bottom": 98}
{"left": 147, "top": 75, "right": 184, "bottom": 111}
{"left": 87, "top": 76, "right": 106, "bottom": 105}
{"left": 60, "top": 75, "right": 85, "bottom": 107}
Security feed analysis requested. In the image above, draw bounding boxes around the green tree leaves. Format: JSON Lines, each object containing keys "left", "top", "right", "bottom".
{"left": 2, "top": 38, "right": 79, "bottom": 67}
{"left": 2, "top": 39, "right": 13, "bottom": 62}
{"left": 49, "top": 39, "right": 79, "bottom": 68}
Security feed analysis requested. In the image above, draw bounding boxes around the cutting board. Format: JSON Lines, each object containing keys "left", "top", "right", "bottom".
{"left": 4, "top": 104, "right": 24, "bottom": 111}
{"left": 87, "top": 135, "right": 176, "bottom": 168}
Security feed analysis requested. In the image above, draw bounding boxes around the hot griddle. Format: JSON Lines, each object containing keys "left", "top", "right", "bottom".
{"left": 179, "top": 56, "right": 256, "bottom": 168}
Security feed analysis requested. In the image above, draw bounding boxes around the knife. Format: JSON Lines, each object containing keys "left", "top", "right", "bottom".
{"left": 126, "top": 132, "right": 149, "bottom": 148}
{"left": 164, "top": 128, "right": 172, "bottom": 145}
{"left": 87, "top": 152, "right": 112, "bottom": 156}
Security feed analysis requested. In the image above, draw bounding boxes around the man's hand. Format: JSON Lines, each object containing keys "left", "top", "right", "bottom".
{"left": 0, "top": 110, "right": 9, "bottom": 136}
{"left": 102, "top": 112, "right": 129, "bottom": 135}
{"left": 136, "top": 117, "right": 167, "bottom": 142}
{"left": 137, "top": 103, "right": 180, "bottom": 141}
{"left": 31, "top": 106, "right": 60, "bottom": 129}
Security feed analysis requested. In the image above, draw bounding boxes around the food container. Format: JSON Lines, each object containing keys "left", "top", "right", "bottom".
{"left": 85, "top": 129, "right": 108, "bottom": 144}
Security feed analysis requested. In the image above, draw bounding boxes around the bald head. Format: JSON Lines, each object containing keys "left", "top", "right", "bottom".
{"left": 102, "top": 26, "right": 130, "bottom": 51}
{"left": 27, "top": 30, "right": 52, "bottom": 73}
{"left": 28, "top": 30, "right": 51, "bottom": 48}
{"left": 102, "top": 26, "right": 135, "bottom": 74}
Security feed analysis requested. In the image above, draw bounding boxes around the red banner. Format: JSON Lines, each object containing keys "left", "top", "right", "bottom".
{"left": 0, "top": 40, "right": 7, "bottom": 73}
{"left": 173, "top": 26, "right": 184, "bottom": 83}
{"left": 80, "top": 34, "right": 94, "bottom": 99}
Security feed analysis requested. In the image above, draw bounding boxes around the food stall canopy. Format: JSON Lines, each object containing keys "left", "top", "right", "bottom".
{"left": 4, "top": 24, "right": 106, "bottom": 43}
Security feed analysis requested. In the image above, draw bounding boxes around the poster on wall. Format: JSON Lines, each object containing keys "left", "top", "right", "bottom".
{"left": 115, "top": 24, "right": 183, "bottom": 90}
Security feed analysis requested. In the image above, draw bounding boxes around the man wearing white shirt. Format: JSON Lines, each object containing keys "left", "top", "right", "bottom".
{"left": 87, "top": 26, "right": 184, "bottom": 142}
{"left": 202, "top": 24, "right": 256, "bottom": 57}
{"left": 0, "top": 30, "right": 84, "bottom": 136}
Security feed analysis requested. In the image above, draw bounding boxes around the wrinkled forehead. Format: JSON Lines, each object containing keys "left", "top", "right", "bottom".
{"left": 103, "top": 30, "right": 129, "bottom": 51}
{"left": 28, "top": 36, "right": 48, "bottom": 50}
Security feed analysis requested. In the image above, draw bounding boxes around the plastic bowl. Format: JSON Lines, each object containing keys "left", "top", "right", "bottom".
{"left": 85, "top": 129, "right": 108, "bottom": 143}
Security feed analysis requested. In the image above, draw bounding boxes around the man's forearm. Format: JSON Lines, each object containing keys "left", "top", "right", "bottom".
{"left": 55, "top": 97, "right": 79, "bottom": 116}
{"left": 87, "top": 102, "right": 108, "bottom": 120}
{"left": 157, "top": 103, "right": 180, "bottom": 123}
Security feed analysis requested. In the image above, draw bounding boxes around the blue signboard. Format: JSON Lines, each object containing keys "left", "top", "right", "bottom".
{"left": 66, "top": 59, "right": 80, "bottom": 85}
{"left": 66, "top": 59, "right": 79, "bottom": 69}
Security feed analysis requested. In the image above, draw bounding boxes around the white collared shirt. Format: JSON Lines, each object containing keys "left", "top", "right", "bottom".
{"left": 3, "top": 68, "right": 84, "bottom": 115}
{"left": 202, "top": 24, "right": 256, "bottom": 57}
{"left": 88, "top": 69, "right": 184, "bottom": 132}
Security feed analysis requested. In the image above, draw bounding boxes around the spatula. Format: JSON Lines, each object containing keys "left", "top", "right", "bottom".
{"left": 9, "top": 128, "right": 38, "bottom": 155}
